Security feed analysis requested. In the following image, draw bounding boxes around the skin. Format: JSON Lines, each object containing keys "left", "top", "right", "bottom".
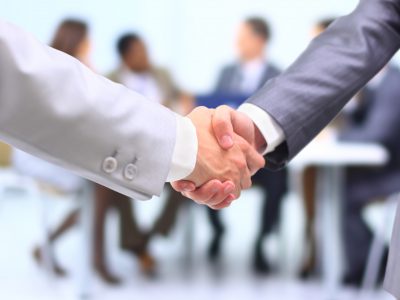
{"left": 76, "top": 36, "right": 92, "bottom": 67}
{"left": 123, "top": 40, "right": 151, "bottom": 73}
{"left": 172, "top": 106, "right": 267, "bottom": 209}
{"left": 236, "top": 22, "right": 268, "bottom": 62}
{"left": 171, "top": 23, "right": 270, "bottom": 208}
{"left": 181, "top": 106, "right": 265, "bottom": 209}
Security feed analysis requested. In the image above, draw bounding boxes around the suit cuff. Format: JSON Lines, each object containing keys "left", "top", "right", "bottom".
{"left": 238, "top": 103, "right": 285, "bottom": 155}
{"left": 166, "top": 116, "right": 198, "bottom": 182}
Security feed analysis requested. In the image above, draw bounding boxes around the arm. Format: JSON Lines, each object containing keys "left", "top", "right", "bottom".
{"left": 172, "top": 0, "right": 400, "bottom": 203}
{"left": 0, "top": 20, "right": 181, "bottom": 200}
{"left": 0, "top": 20, "right": 263, "bottom": 206}
{"left": 247, "top": 0, "right": 400, "bottom": 169}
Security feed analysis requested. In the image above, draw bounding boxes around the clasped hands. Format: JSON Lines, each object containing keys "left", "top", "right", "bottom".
{"left": 171, "top": 105, "right": 267, "bottom": 210}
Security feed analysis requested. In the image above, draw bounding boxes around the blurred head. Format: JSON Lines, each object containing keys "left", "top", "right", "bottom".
{"left": 117, "top": 33, "right": 151, "bottom": 72}
{"left": 236, "top": 17, "right": 271, "bottom": 62}
{"left": 312, "top": 17, "right": 336, "bottom": 37}
{"left": 51, "top": 19, "right": 90, "bottom": 60}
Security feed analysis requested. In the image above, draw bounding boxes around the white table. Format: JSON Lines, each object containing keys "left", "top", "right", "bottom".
{"left": 288, "top": 141, "right": 388, "bottom": 297}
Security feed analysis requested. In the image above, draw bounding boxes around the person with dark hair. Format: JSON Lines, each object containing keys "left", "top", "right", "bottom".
{"left": 245, "top": 17, "right": 271, "bottom": 41}
{"left": 50, "top": 19, "right": 90, "bottom": 64}
{"left": 105, "top": 32, "right": 194, "bottom": 275}
{"left": 110, "top": 33, "right": 193, "bottom": 111}
{"left": 31, "top": 19, "right": 123, "bottom": 285}
{"left": 208, "top": 17, "right": 287, "bottom": 275}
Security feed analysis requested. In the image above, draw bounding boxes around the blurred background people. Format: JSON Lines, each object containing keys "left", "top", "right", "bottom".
{"left": 94, "top": 32, "right": 194, "bottom": 278}
{"left": 109, "top": 33, "right": 193, "bottom": 114}
{"left": 28, "top": 19, "right": 92, "bottom": 277}
{"left": 205, "top": 17, "right": 288, "bottom": 275}
{"left": 3, "top": 1, "right": 400, "bottom": 299}
{"left": 300, "top": 17, "right": 400, "bottom": 287}
{"left": 24, "top": 19, "right": 124, "bottom": 285}
{"left": 300, "top": 18, "right": 336, "bottom": 280}
{"left": 338, "top": 65, "right": 400, "bottom": 286}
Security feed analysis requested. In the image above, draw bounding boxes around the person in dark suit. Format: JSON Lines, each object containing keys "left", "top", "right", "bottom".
{"left": 339, "top": 65, "right": 400, "bottom": 286}
{"left": 206, "top": 17, "right": 288, "bottom": 275}
{"left": 175, "top": 0, "right": 400, "bottom": 297}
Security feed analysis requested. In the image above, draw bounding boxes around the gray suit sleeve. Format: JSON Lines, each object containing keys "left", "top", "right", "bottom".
{"left": 0, "top": 20, "right": 178, "bottom": 200}
{"left": 247, "top": 0, "right": 400, "bottom": 170}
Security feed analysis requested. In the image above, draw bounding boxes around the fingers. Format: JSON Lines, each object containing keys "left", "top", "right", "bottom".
{"left": 171, "top": 180, "right": 196, "bottom": 193}
{"left": 206, "top": 181, "right": 236, "bottom": 207}
{"left": 240, "top": 168, "right": 252, "bottom": 190}
{"left": 234, "top": 135, "right": 265, "bottom": 176}
{"left": 244, "top": 142, "right": 266, "bottom": 175}
{"left": 212, "top": 105, "right": 234, "bottom": 149}
{"left": 209, "top": 194, "right": 236, "bottom": 210}
{"left": 180, "top": 180, "right": 235, "bottom": 206}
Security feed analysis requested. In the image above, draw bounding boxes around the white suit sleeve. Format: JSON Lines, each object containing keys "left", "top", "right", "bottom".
{"left": 166, "top": 117, "right": 198, "bottom": 182}
{"left": 0, "top": 20, "right": 183, "bottom": 200}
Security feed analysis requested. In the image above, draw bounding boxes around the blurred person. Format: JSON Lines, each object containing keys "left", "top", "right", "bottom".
{"left": 0, "top": 16, "right": 264, "bottom": 281}
{"left": 299, "top": 17, "right": 336, "bottom": 279}
{"left": 109, "top": 33, "right": 194, "bottom": 114}
{"left": 207, "top": 17, "right": 288, "bottom": 275}
{"left": 338, "top": 65, "right": 400, "bottom": 286}
{"left": 174, "top": 0, "right": 400, "bottom": 298}
{"left": 101, "top": 33, "right": 194, "bottom": 276}
{"left": 30, "top": 19, "right": 122, "bottom": 284}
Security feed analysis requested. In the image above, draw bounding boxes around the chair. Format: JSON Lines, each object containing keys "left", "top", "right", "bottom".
{"left": 361, "top": 193, "right": 400, "bottom": 291}
{"left": 12, "top": 149, "right": 94, "bottom": 299}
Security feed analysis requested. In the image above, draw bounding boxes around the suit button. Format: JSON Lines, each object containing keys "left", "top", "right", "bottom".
{"left": 102, "top": 157, "right": 118, "bottom": 174}
{"left": 123, "top": 163, "right": 137, "bottom": 181}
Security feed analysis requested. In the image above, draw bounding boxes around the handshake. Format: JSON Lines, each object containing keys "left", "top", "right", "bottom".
{"left": 171, "top": 105, "right": 267, "bottom": 210}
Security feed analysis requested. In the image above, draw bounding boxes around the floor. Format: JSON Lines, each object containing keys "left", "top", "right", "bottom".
{"left": 0, "top": 173, "right": 395, "bottom": 300}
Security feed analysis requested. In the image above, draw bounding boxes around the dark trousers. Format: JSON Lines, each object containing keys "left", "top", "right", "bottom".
{"left": 343, "top": 167, "right": 400, "bottom": 276}
{"left": 207, "top": 168, "right": 288, "bottom": 243}
{"left": 120, "top": 185, "right": 186, "bottom": 251}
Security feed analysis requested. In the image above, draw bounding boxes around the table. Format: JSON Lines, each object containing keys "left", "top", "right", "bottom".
{"left": 288, "top": 141, "right": 388, "bottom": 297}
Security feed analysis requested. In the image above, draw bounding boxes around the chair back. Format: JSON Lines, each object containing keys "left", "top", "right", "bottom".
{"left": 0, "top": 142, "right": 11, "bottom": 167}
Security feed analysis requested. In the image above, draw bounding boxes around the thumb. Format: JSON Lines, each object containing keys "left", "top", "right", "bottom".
{"left": 171, "top": 180, "right": 196, "bottom": 192}
{"left": 212, "top": 105, "right": 234, "bottom": 149}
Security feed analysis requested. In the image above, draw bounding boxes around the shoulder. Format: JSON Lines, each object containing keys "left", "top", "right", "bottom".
{"left": 107, "top": 69, "right": 123, "bottom": 83}
{"left": 151, "top": 67, "right": 173, "bottom": 80}
{"left": 267, "top": 63, "right": 282, "bottom": 76}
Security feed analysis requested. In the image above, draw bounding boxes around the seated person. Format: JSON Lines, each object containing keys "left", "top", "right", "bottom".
{"left": 206, "top": 17, "right": 288, "bottom": 275}
{"left": 95, "top": 33, "right": 193, "bottom": 278}
{"left": 338, "top": 65, "right": 400, "bottom": 286}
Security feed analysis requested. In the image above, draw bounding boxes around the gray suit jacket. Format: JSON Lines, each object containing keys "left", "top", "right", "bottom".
{"left": 248, "top": 0, "right": 400, "bottom": 170}
{"left": 245, "top": 0, "right": 400, "bottom": 296}
{"left": 0, "top": 20, "right": 178, "bottom": 200}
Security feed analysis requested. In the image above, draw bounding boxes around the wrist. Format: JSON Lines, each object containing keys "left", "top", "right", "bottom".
{"left": 166, "top": 116, "right": 198, "bottom": 182}
{"left": 254, "top": 124, "right": 267, "bottom": 154}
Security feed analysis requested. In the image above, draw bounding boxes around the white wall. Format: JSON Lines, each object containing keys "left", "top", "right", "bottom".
{"left": 3, "top": 0, "right": 396, "bottom": 93}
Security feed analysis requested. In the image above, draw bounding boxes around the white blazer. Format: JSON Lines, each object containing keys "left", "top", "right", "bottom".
{"left": 0, "top": 20, "right": 179, "bottom": 200}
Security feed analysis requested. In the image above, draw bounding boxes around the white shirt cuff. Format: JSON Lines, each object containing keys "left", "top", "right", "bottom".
{"left": 166, "top": 116, "right": 198, "bottom": 182}
{"left": 238, "top": 103, "right": 285, "bottom": 155}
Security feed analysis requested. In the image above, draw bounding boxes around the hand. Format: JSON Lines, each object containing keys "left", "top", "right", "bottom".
{"left": 171, "top": 106, "right": 266, "bottom": 209}
{"left": 212, "top": 105, "right": 267, "bottom": 153}
{"left": 172, "top": 106, "right": 264, "bottom": 209}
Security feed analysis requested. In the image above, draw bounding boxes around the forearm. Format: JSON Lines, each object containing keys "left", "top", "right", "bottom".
{"left": 246, "top": 0, "right": 400, "bottom": 168}
{"left": 0, "top": 20, "right": 179, "bottom": 199}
